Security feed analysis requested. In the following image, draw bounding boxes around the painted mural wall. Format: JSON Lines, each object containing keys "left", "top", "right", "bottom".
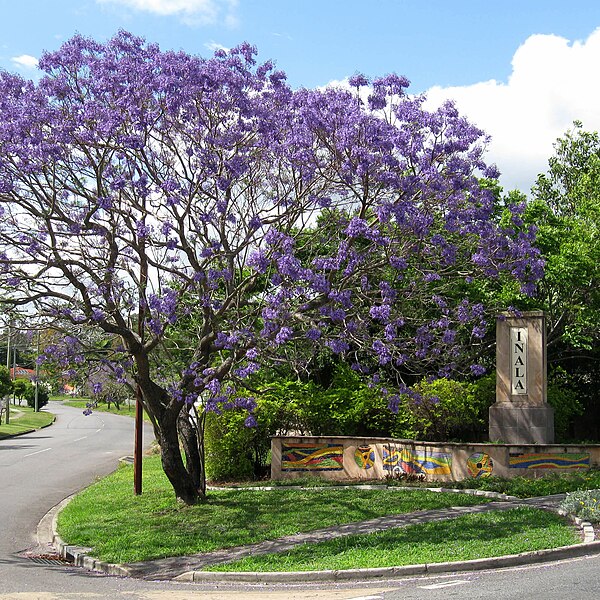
{"left": 271, "top": 436, "right": 600, "bottom": 482}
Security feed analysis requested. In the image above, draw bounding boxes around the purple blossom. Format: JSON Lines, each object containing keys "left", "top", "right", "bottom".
{"left": 246, "top": 348, "right": 259, "bottom": 360}
{"left": 470, "top": 364, "right": 487, "bottom": 376}
{"left": 136, "top": 220, "right": 151, "bottom": 239}
{"left": 0, "top": 30, "right": 548, "bottom": 504}
{"left": 235, "top": 362, "right": 260, "bottom": 378}
{"left": 369, "top": 304, "right": 391, "bottom": 321}
{"left": 206, "top": 379, "right": 221, "bottom": 395}
{"left": 372, "top": 339, "right": 392, "bottom": 365}
{"left": 327, "top": 338, "right": 349, "bottom": 354}
{"left": 244, "top": 414, "right": 257, "bottom": 427}
{"left": 274, "top": 326, "right": 293, "bottom": 345}
{"left": 248, "top": 250, "right": 270, "bottom": 273}
{"left": 441, "top": 329, "right": 457, "bottom": 344}
{"left": 248, "top": 215, "right": 262, "bottom": 230}
{"left": 306, "top": 328, "right": 321, "bottom": 341}
{"left": 472, "top": 324, "right": 487, "bottom": 339}
{"left": 348, "top": 73, "right": 369, "bottom": 88}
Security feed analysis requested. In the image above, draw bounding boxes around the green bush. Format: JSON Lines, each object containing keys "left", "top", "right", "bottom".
{"left": 452, "top": 469, "right": 600, "bottom": 498}
{"left": 300, "top": 366, "right": 397, "bottom": 437}
{"left": 204, "top": 368, "right": 503, "bottom": 481}
{"left": 204, "top": 364, "right": 399, "bottom": 482}
{"left": 204, "top": 409, "right": 258, "bottom": 482}
{"left": 392, "top": 375, "right": 495, "bottom": 442}
{"left": 546, "top": 368, "right": 584, "bottom": 441}
{"left": 560, "top": 489, "right": 600, "bottom": 522}
{"left": 25, "top": 382, "right": 50, "bottom": 409}
{"left": 0, "top": 366, "right": 12, "bottom": 398}
{"left": 12, "top": 379, "right": 29, "bottom": 404}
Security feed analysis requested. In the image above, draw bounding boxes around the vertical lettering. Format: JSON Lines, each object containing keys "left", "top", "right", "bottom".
{"left": 510, "top": 327, "right": 528, "bottom": 395}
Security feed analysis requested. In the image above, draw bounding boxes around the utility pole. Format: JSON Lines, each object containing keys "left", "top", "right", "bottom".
{"left": 134, "top": 208, "right": 148, "bottom": 496}
{"left": 34, "top": 329, "right": 40, "bottom": 412}
{"left": 5, "top": 319, "right": 10, "bottom": 424}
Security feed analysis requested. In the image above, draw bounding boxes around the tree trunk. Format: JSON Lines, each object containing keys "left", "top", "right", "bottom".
{"left": 135, "top": 366, "right": 204, "bottom": 505}
{"left": 177, "top": 404, "right": 206, "bottom": 498}
{"left": 158, "top": 416, "right": 201, "bottom": 505}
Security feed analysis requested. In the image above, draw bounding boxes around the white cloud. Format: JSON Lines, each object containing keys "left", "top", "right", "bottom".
{"left": 204, "top": 40, "right": 229, "bottom": 53}
{"left": 11, "top": 54, "right": 39, "bottom": 69}
{"left": 425, "top": 28, "right": 600, "bottom": 193}
{"left": 97, "top": 0, "right": 238, "bottom": 26}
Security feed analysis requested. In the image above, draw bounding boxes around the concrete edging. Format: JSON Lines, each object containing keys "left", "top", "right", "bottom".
{"left": 46, "top": 486, "right": 600, "bottom": 583}
{"left": 176, "top": 540, "right": 600, "bottom": 583}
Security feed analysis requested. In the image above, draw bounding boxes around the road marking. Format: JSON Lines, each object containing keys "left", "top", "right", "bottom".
{"left": 24, "top": 447, "right": 52, "bottom": 457}
{"left": 348, "top": 596, "right": 384, "bottom": 600}
{"left": 72, "top": 436, "right": 88, "bottom": 442}
{"left": 419, "top": 580, "right": 471, "bottom": 590}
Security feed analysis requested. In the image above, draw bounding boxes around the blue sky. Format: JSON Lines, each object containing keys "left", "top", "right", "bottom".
{"left": 2, "top": 0, "right": 600, "bottom": 192}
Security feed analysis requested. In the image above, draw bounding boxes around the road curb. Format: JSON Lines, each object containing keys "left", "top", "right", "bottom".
{"left": 0, "top": 412, "right": 56, "bottom": 439}
{"left": 176, "top": 544, "right": 600, "bottom": 583}
{"left": 45, "top": 488, "right": 600, "bottom": 583}
{"left": 49, "top": 494, "right": 134, "bottom": 577}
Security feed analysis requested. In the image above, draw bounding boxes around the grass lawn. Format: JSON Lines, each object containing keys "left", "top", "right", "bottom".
{"left": 60, "top": 398, "right": 152, "bottom": 422}
{"left": 0, "top": 405, "right": 55, "bottom": 439}
{"left": 57, "top": 455, "right": 494, "bottom": 564}
{"left": 208, "top": 507, "right": 579, "bottom": 572}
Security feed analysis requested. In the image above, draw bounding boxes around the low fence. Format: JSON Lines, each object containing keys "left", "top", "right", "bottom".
{"left": 271, "top": 436, "right": 600, "bottom": 481}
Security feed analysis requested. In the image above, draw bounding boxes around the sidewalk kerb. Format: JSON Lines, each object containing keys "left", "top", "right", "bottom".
{"left": 46, "top": 487, "right": 599, "bottom": 583}
{"left": 183, "top": 541, "right": 600, "bottom": 583}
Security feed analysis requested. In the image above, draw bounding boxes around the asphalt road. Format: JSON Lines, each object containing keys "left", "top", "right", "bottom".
{"left": 0, "top": 401, "right": 599, "bottom": 599}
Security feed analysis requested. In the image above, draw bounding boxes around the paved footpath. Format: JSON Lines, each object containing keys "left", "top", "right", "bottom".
{"left": 48, "top": 488, "right": 600, "bottom": 582}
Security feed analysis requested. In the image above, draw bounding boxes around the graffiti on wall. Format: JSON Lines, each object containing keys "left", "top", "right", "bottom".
{"left": 354, "top": 445, "right": 376, "bottom": 470}
{"left": 509, "top": 453, "right": 590, "bottom": 469}
{"left": 467, "top": 452, "right": 494, "bottom": 478}
{"left": 383, "top": 446, "right": 452, "bottom": 475}
{"left": 281, "top": 443, "right": 344, "bottom": 471}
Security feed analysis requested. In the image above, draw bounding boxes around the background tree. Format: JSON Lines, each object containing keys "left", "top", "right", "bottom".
{"left": 87, "top": 363, "right": 134, "bottom": 410}
{"left": 0, "top": 365, "right": 12, "bottom": 425}
{"left": 12, "top": 379, "right": 29, "bottom": 405}
{"left": 524, "top": 122, "right": 600, "bottom": 439}
{"left": 23, "top": 381, "right": 50, "bottom": 410}
{"left": 0, "top": 32, "right": 542, "bottom": 504}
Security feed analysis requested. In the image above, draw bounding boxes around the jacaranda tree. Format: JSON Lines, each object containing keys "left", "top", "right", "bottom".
{"left": 0, "top": 32, "right": 543, "bottom": 504}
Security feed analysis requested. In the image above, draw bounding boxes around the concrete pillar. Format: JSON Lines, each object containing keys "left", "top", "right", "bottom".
{"left": 489, "top": 311, "right": 554, "bottom": 444}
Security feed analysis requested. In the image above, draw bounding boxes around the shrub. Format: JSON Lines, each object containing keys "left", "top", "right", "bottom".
{"left": 452, "top": 469, "right": 600, "bottom": 498}
{"left": 12, "top": 379, "right": 29, "bottom": 404}
{"left": 560, "top": 489, "right": 600, "bottom": 522}
{"left": 204, "top": 409, "right": 258, "bottom": 482}
{"left": 204, "top": 364, "right": 399, "bottom": 481}
{"left": 25, "top": 382, "right": 50, "bottom": 409}
{"left": 392, "top": 375, "right": 495, "bottom": 442}
{"left": 546, "top": 368, "right": 584, "bottom": 442}
{"left": 204, "top": 368, "right": 502, "bottom": 481}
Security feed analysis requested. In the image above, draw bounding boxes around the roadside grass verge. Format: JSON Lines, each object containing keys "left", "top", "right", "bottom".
{"left": 57, "top": 455, "right": 493, "bottom": 564}
{"left": 59, "top": 398, "right": 151, "bottom": 421}
{"left": 61, "top": 398, "right": 134, "bottom": 416}
{"left": 208, "top": 507, "right": 579, "bottom": 572}
{"left": 0, "top": 406, "right": 55, "bottom": 439}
